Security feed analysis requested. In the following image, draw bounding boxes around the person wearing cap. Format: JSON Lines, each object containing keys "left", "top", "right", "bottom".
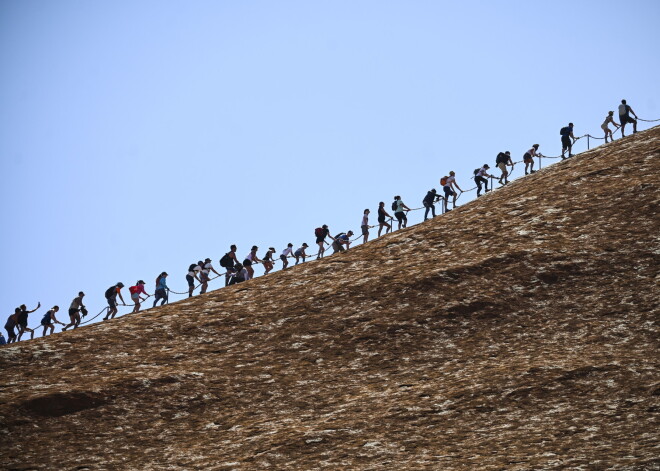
{"left": 523, "top": 145, "right": 540, "bottom": 175}
{"left": 103, "top": 282, "right": 126, "bottom": 320}
{"left": 474, "top": 165, "right": 493, "bottom": 197}
{"left": 361, "top": 209, "right": 371, "bottom": 243}
{"left": 315, "top": 225, "right": 334, "bottom": 259}
{"left": 16, "top": 302, "right": 41, "bottom": 341}
{"left": 422, "top": 189, "right": 440, "bottom": 221}
{"left": 393, "top": 196, "right": 411, "bottom": 230}
{"left": 40, "top": 306, "right": 64, "bottom": 336}
{"left": 262, "top": 247, "right": 276, "bottom": 275}
{"left": 224, "top": 245, "right": 240, "bottom": 287}
{"left": 332, "top": 231, "right": 354, "bottom": 253}
{"left": 294, "top": 243, "right": 309, "bottom": 265}
{"left": 153, "top": 272, "right": 169, "bottom": 307}
{"left": 560, "top": 123, "right": 576, "bottom": 159}
{"left": 200, "top": 258, "right": 221, "bottom": 294}
{"left": 495, "top": 151, "right": 513, "bottom": 184}
{"left": 243, "top": 246, "right": 262, "bottom": 281}
{"left": 280, "top": 243, "right": 294, "bottom": 269}
{"left": 618, "top": 99, "right": 638, "bottom": 137}
{"left": 442, "top": 172, "right": 463, "bottom": 212}
{"left": 129, "top": 280, "right": 151, "bottom": 313}
{"left": 63, "top": 291, "right": 86, "bottom": 331}
{"left": 601, "top": 111, "right": 620, "bottom": 143}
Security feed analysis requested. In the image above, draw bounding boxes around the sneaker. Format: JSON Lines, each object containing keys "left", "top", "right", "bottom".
{"left": 530, "top": 170, "right": 536, "bottom": 174}
{"left": 445, "top": 208, "right": 452, "bottom": 212}
{"left": 569, "top": 153, "right": 574, "bottom": 157}
{"left": 485, "top": 189, "right": 491, "bottom": 192}
{"left": 525, "top": 171, "right": 528, "bottom": 175}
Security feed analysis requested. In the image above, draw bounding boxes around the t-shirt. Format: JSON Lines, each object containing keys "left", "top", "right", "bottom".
{"left": 336, "top": 234, "right": 349, "bottom": 243}
{"left": 188, "top": 269, "right": 198, "bottom": 278}
{"left": 245, "top": 251, "right": 257, "bottom": 262}
{"left": 281, "top": 247, "right": 293, "bottom": 257}
{"left": 476, "top": 167, "right": 488, "bottom": 177}
{"left": 423, "top": 191, "right": 437, "bottom": 204}
{"left": 157, "top": 277, "right": 168, "bottom": 290}
{"left": 69, "top": 296, "right": 84, "bottom": 310}
{"left": 295, "top": 247, "right": 306, "bottom": 255}
{"left": 133, "top": 284, "right": 146, "bottom": 295}
{"left": 444, "top": 176, "right": 455, "bottom": 188}
{"left": 362, "top": 214, "right": 368, "bottom": 226}
{"left": 202, "top": 262, "right": 213, "bottom": 274}
{"left": 395, "top": 200, "right": 405, "bottom": 213}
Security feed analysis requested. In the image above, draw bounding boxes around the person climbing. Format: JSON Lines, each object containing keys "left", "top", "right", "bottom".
{"left": 332, "top": 231, "right": 354, "bottom": 253}
{"left": 186, "top": 263, "right": 201, "bottom": 297}
{"left": 392, "top": 196, "right": 411, "bottom": 229}
{"left": 523, "top": 144, "right": 540, "bottom": 175}
{"left": 262, "top": 247, "right": 276, "bottom": 275}
{"left": 221, "top": 245, "right": 240, "bottom": 287}
{"left": 474, "top": 165, "right": 493, "bottom": 197}
{"left": 153, "top": 272, "right": 169, "bottom": 307}
{"left": 314, "top": 225, "right": 334, "bottom": 259}
{"left": 62, "top": 292, "right": 86, "bottom": 331}
{"left": 129, "top": 280, "right": 150, "bottom": 313}
{"left": 243, "top": 246, "right": 261, "bottom": 280}
{"left": 601, "top": 111, "right": 620, "bottom": 143}
{"left": 294, "top": 243, "right": 309, "bottom": 265}
{"left": 560, "top": 123, "right": 576, "bottom": 159}
{"left": 495, "top": 152, "right": 513, "bottom": 184}
{"left": 103, "top": 282, "right": 125, "bottom": 320}
{"left": 377, "top": 202, "right": 392, "bottom": 237}
{"left": 618, "top": 99, "right": 638, "bottom": 137}
{"left": 40, "top": 306, "right": 64, "bottom": 336}
{"left": 4, "top": 308, "right": 21, "bottom": 344}
{"left": 280, "top": 243, "right": 294, "bottom": 269}
{"left": 441, "top": 172, "right": 464, "bottom": 212}
{"left": 16, "top": 302, "right": 40, "bottom": 341}
{"left": 228, "top": 263, "right": 248, "bottom": 285}
{"left": 422, "top": 189, "right": 440, "bottom": 220}
{"left": 361, "top": 209, "right": 370, "bottom": 243}
{"left": 200, "top": 258, "right": 221, "bottom": 294}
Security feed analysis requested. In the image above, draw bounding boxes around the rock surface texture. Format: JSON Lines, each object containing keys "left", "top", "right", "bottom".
{"left": 1, "top": 128, "right": 659, "bottom": 470}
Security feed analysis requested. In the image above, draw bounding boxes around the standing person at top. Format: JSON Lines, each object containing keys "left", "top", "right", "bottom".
{"left": 103, "top": 282, "right": 126, "bottom": 320}
{"left": 262, "top": 247, "right": 276, "bottom": 275}
{"left": 220, "top": 245, "right": 240, "bottom": 287}
{"left": 332, "top": 231, "right": 354, "bottom": 253}
{"left": 280, "top": 243, "right": 294, "bottom": 269}
{"left": 4, "top": 308, "right": 21, "bottom": 344}
{"left": 618, "top": 99, "right": 638, "bottom": 137}
{"left": 314, "top": 225, "right": 334, "bottom": 259}
{"left": 361, "top": 209, "right": 371, "bottom": 244}
{"left": 40, "top": 306, "right": 64, "bottom": 337}
{"left": 16, "top": 302, "right": 40, "bottom": 341}
{"left": 474, "top": 164, "right": 493, "bottom": 197}
{"left": 560, "top": 123, "right": 576, "bottom": 159}
{"left": 186, "top": 263, "right": 201, "bottom": 297}
{"left": 153, "top": 272, "right": 169, "bottom": 307}
{"left": 294, "top": 243, "right": 309, "bottom": 265}
{"left": 243, "top": 246, "right": 262, "bottom": 280}
{"left": 200, "top": 258, "right": 221, "bottom": 294}
{"left": 495, "top": 151, "right": 513, "bottom": 185}
{"left": 62, "top": 291, "right": 86, "bottom": 331}
{"left": 422, "top": 189, "right": 440, "bottom": 221}
{"left": 377, "top": 202, "right": 392, "bottom": 237}
{"left": 441, "top": 172, "right": 463, "bottom": 212}
{"left": 601, "top": 111, "right": 620, "bottom": 143}
{"left": 392, "top": 196, "right": 411, "bottom": 230}
{"left": 523, "top": 144, "right": 540, "bottom": 175}
{"left": 129, "top": 280, "right": 150, "bottom": 313}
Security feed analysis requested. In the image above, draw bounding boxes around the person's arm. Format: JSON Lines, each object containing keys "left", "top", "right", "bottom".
{"left": 570, "top": 131, "right": 576, "bottom": 141}
{"left": 28, "top": 302, "right": 41, "bottom": 314}
{"left": 141, "top": 285, "right": 151, "bottom": 298}
{"left": 629, "top": 107, "right": 638, "bottom": 118}
{"left": 211, "top": 266, "right": 221, "bottom": 276}
{"left": 453, "top": 181, "right": 464, "bottom": 192}
{"left": 194, "top": 271, "right": 202, "bottom": 282}
{"left": 52, "top": 312, "right": 64, "bottom": 326}
{"left": 117, "top": 290, "right": 126, "bottom": 305}
{"left": 402, "top": 203, "right": 411, "bottom": 211}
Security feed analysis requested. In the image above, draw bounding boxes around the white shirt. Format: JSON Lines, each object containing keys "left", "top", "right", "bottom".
{"left": 281, "top": 247, "right": 293, "bottom": 257}
{"left": 362, "top": 214, "right": 368, "bottom": 226}
{"left": 445, "top": 176, "right": 455, "bottom": 187}
{"left": 203, "top": 262, "right": 213, "bottom": 274}
{"left": 476, "top": 167, "right": 488, "bottom": 177}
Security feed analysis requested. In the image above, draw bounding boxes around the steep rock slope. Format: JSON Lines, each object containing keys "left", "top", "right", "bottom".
{"left": 1, "top": 128, "right": 659, "bottom": 470}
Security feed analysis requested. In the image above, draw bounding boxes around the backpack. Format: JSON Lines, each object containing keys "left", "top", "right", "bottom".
{"left": 440, "top": 176, "right": 448, "bottom": 186}
{"left": 315, "top": 227, "right": 324, "bottom": 237}
{"left": 392, "top": 201, "right": 398, "bottom": 211}
{"left": 473, "top": 168, "right": 480, "bottom": 176}
{"left": 129, "top": 286, "right": 138, "bottom": 295}
{"left": 335, "top": 232, "right": 345, "bottom": 241}
{"left": 496, "top": 152, "right": 509, "bottom": 165}
{"left": 423, "top": 191, "right": 435, "bottom": 204}
{"left": 104, "top": 286, "right": 116, "bottom": 299}
{"left": 560, "top": 126, "right": 570, "bottom": 136}
{"left": 219, "top": 253, "right": 232, "bottom": 268}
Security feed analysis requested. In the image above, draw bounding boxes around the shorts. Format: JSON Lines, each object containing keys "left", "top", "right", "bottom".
{"left": 395, "top": 211, "right": 406, "bottom": 222}
{"left": 601, "top": 123, "right": 610, "bottom": 132}
{"left": 315, "top": 236, "right": 325, "bottom": 244}
{"left": 69, "top": 308, "right": 79, "bottom": 318}
{"left": 186, "top": 274, "right": 195, "bottom": 287}
{"left": 200, "top": 272, "right": 210, "bottom": 282}
{"left": 280, "top": 254, "right": 287, "bottom": 262}
{"left": 443, "top": 185, "right": 455, "bottom": 198}
{"left": 561, "top": 135, "right": 571, "bottom": 149}
{"left": 107, "top": 297, "right": 117, "bottom": 309}
{"left": 155, "top": 288, "right": 167, "bottom": 300}
{"left": 332, "top": 242, "right": 345, "bottom": 252}
{"left": 378, "top": 216, "right": 386, "bottom": 224}
{"left": 294, "top": 249, "right": 303, "bottom": 257}
{"left": 497, "top": 162, "right": 507, "bottom": 172}
{"left": 41, "top": 318, "right": 53, "bottom": 326}
{"left": 361, "top": 225, "right": 369, "bottom": 236}
{"left": 131, "top": 292, "right": 140, "bottom": 301}
{"left": 620, "top": 114, "right": 635, "bottom": 125}
{"left": 523, "top": 152, "right": 533, "bottom": 163}
{"left": 243, "top": 259, "right": 252, "bottom": 267}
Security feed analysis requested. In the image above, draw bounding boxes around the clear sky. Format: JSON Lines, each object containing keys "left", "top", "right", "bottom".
{"left": 1, "top": 0, "right": 659, "bottom": 330}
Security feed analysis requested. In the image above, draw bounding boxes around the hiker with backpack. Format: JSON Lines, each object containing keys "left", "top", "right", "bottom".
{"left": 153, "top": 272, "right": 169, "bottom": 307}
{"left": 280, "top": 243, "right": 294, "bottom": 269}
{"left": 474, "top": 165, "right": 493, "bottom": 197}
{"left": 560, "top": 123, "right": 576, "bottom": 159}
{"left": 40, "top": 306, "right": 64, "bottom": 336}
{"left": 332, "top": 231, "right": 354, "bottom": 253}
{"left": 377, "top": 202, "right": 392, "bottom": 237}
{"left": 361, "top": 209, "right": 370, "bottom": 243}
{"left": 200, "top": 258, "right": 221, "bottom": 294}
{"left": 441, "top": 172, "right": 463, "bottom": 212}
{"left": 220, "top": 245, "right": 240, "bottom": 287}
{"left": 262, "top": 248, "right": 276, "bottom": 275}
{"left": 243, "top": 246, "right": 261, "bottom": 281}
{"left": 618, "top": 99, "right": 638, "bottom": 137}
{"left": 103, "top": 283, "right": 125, "bottom": 320}
{"left": 186, "top": 263, "right": 201, "bottom": 297}
{"left": 523, "top": 145, "right": 540, "bottom": 175}
{"left": 62, "top": 292, "right": 86, "bottom": 331}
{"left": 294, "top": 243, "right": 309, "bottom": 265}
{"left": 393, "top": 196, "right": 411, "bottom": 229}
{"left": 129, "top": 280, "right": 150, "bottom": 313}
{"left": 422, "top": 189, "right": 440, "bottom": 220}
{"left": 16, "top": 302, "right": 40, "bottom": 341}
{"left": 4, "top": 308, "right": 21, "bottom": 344}
{"left": 315, "top": 225, "right": 334, "bottom": 259}
{"left": 601, "top": 111, "right": 620, "bottom": 143}
{"left": 495, "top": 152, "right": 513, "bottom": 184}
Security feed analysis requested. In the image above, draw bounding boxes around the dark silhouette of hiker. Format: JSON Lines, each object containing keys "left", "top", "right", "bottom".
{"left": 377, "top": 202, "right": 392, "bottom": 236}
{"left": 422, "top": 189, "right": 440, "bottom": 220}
{"left": 560, "top": 123, "right": 576, "bottom": 159}
{"left": 474, "top": 165, "right": 493, "bottom": 197}
{"left": 601, "top": 111, "right": 620, "bottom": 143}
{"left": 393, "top": 196, "right": 411, "bottom": 229}
{"left": 618, "top": 99, "right": 638, "bottom": 137}
{"left": 63, "top": 292, "right": 86, "bottom": 331}
{"left": 17, "top": 302, "right": 40, "bottom": 341}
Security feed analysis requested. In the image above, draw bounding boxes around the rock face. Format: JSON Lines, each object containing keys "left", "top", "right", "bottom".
{"left": 1, "top": 128, "right": 659, "bottom": 471}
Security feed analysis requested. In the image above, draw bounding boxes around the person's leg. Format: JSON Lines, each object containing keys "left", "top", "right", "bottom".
{"left": 295, "top": 255, "right": 300, "bottom": 265}
{"left": 632, "top": 118, "right": 637, "bottom": 133}
{"left": 402, "top": 213, "right": 407, "bottom": 228}
{"left": 475, "top": 177, "right": 482, "bottom": 196}
{"left": 42, "top": 324, "right": 47, "bottom": 337}
{"left": 378, "top": 223, "right": 383, "bottom": 237}
{"left": 430, "top": 204, "right": 436, "bottom": 217}
{"left": 424, "top": 204, "right": 430, "bottom": 221}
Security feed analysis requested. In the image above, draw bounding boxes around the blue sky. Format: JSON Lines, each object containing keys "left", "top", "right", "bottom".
{"left": 1, "top": 0, "right": 659, "bottom": 330}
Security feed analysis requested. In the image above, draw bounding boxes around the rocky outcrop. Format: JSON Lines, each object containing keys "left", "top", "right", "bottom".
{"left": 1, "top": 128, "right": 659, "bottom": 470}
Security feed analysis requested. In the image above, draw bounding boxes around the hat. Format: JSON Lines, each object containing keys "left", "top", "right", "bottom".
{"left": 483, "top": 164, "right": 490, "bottom": 169}
{"left": 322, "top": 224, "right": 328, "bottom": 229}
{"left": 505, "top": 151, "right": 510, "bottom": 155}
{"left": 117, "top": 282, "right": 124, "bottom": 288}
{"left": 251, "top": 245, "right": 258, "bottom": 250}
{"left": 302, "top": 243, "right": 309, "bottom": 247}
{"left": 347, "top": 230, "right": 354, "bottom": 236}
{"left": 205, "top": 258, "right": 211, "bottom": 262}
{"left": 138, "top": 280, "right": 145, "bottom": 284}
{"left": 269, "top": 247, "right": 275, "bottom": 251}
